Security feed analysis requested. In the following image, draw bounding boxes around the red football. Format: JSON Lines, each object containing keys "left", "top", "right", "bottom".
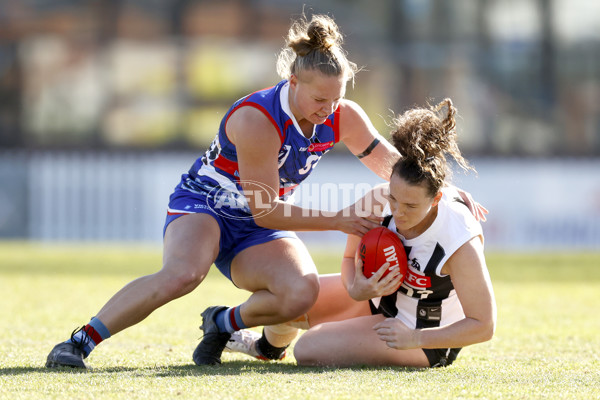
{"left": 357, "top": 227, "right": 408, "bottom": 283}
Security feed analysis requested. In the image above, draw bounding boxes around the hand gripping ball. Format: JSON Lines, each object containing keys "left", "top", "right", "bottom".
{"left": 357, "top": 227, "right": 408, "bottom": 281}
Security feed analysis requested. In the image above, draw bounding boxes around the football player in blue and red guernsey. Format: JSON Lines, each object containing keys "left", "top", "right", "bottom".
{"left": 46, "top": 14, "right": 486, "bottom": 369}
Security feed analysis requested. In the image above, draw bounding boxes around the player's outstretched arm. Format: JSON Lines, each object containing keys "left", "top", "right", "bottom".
{"left": 230, "top": 106, "right": 380, "bottom": 236}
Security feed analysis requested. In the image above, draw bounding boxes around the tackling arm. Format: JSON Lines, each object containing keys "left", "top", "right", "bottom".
{"left": 338, "top": 100, "right": 400, "bottom": 181}
{"left": 229, "top": 106, "right": 381, "bottom": 236}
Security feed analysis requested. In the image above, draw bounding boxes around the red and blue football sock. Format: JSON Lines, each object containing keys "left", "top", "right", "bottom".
{"left": 67, "top": 317, "right": 111, "bottom": 358}
{"left": 215, "top": 306, "right": 247, "bottom": 334}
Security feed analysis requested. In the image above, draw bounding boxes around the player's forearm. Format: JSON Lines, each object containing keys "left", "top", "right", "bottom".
{"left": 415, "top": 317, "right": 495, "bottom": 349}
{"left": 340, "top": 257, "right": 356, "bottom": 292}
{"left": 251, "top": 201, "right": 340, "bottom": 231}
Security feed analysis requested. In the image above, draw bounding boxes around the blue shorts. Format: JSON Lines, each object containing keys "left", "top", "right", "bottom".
{"left": 164, "top": 185, "right": 298, "bottom": 281}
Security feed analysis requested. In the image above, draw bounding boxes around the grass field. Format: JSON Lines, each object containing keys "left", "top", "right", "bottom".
{"left": 0, "top": 242, "right": 599, "bottom": 399}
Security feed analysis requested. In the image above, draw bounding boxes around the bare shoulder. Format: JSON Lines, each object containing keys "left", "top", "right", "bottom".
{"left": 441, "top": 235, "right": 485, "bottom": 276}
{"left": 338, "top": 99, "right": 371, "bottom": 125}
{"left": 226, "top": 105, "right": 280, "bottom": 146}
{"left": 337, "top": 99, "right": 379, "bottom": 153}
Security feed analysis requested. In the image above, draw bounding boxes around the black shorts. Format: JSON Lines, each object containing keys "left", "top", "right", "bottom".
{"left": 369, "top": 299, "right": 462, "bottom": 368}
{"left": 422, "top": 347, "right": 461, "bottom": 368}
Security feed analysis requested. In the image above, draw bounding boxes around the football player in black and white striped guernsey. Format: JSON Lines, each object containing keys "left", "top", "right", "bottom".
{"left": 226, "top": 98, "right": 496, "bottom": 368}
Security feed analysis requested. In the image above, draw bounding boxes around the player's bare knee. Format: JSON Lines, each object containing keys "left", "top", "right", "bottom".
{"left": 158, "top": 261, "right": 207, "bottom": 299}
{"left": 277, "top": 277, "right": 319, "bottom": 320}
{"left": 292, "top": 334, "right": 317, "bottom": 366}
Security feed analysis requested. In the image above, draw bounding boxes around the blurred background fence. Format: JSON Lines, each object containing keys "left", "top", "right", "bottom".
{"left": 0, "top": 0, "right": 599, "bottom": 250}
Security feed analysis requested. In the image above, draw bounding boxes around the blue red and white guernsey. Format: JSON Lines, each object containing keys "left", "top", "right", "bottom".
{"left": 179, "top": 79, "right": 340, "bottom": 216}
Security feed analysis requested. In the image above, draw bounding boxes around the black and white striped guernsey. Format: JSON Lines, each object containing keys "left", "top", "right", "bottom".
{"left": 370, "top": 188, "right": 483, "bottom": 329}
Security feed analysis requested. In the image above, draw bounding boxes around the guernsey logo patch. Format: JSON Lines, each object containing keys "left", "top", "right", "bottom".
{"left": 302, "top": 142, "right": 334, "bottom": 152}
